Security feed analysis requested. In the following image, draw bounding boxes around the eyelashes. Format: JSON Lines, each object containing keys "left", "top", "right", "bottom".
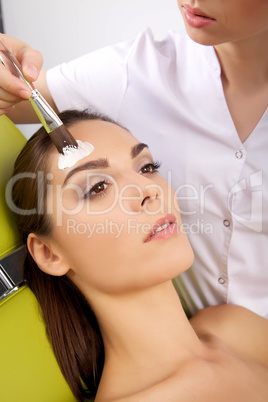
{"left": 138, "top": 161, "right": 161, "bottom": 174}
{"left": 84, "top": 161, "right": 162, "bottom": 200}
{"left": 84, "top": 180, "right": 111, "bottom": 199}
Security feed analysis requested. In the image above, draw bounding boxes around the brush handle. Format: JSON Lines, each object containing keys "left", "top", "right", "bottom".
{"left": 30, "top": 89, "right": 63, "bottom": 132}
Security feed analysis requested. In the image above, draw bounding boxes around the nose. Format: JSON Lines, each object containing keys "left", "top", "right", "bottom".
{"left": 141, "top": 190, "right": 158, "bottom": 207}
{"left": 119, "top": 175, "right": 160, "bottom": 214}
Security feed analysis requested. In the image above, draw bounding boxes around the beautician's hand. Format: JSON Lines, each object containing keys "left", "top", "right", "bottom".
{"left": 0, "top": 34, "right": 43, "bottom": 115}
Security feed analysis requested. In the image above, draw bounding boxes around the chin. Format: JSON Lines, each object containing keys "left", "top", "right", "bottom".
{"left": 185, "top": 27, "right": 225, "bottom": 46}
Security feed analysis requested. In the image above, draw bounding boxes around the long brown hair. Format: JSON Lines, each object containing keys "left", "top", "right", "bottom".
{"left": 11, "top": 109, "right": 118, "bottom": 400}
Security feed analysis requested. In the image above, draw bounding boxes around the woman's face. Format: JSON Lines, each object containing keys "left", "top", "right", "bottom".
{"left": 177, "top": 0, "right": 268, "bottom": 46}
{"left": 44, "top": 120, "right": 194, "bottom": 296}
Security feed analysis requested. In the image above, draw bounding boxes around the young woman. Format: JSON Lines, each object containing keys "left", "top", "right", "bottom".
{"left": 11, "top": 109, "right": 268, "bottom": 401}
{"left": 1, "top": 0, "right": 267, "bottom": 319}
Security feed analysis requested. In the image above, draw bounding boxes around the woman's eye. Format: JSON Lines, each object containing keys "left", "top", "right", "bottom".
{"left": 139, "top": 161, "right": 161, "bottom": 174}
{"left": 84, "top": 181, "right": 110, "bottom": 199}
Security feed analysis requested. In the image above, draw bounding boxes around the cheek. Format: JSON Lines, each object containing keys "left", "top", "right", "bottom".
{"left": 54, "top": 210, "right": 140, "bottom": 285}
{"left": 69, "top": 234, "right": 142, "bottom": 295}
{"left": 222, "top": 1, "right": 268, "bottom": 30}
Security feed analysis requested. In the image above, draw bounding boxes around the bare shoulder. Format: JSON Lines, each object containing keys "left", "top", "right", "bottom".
{"left": 99, "top": 359, "right": 221, "bottom": 402}
{"left": 191, "top": 304, "right": 264, "bottom": 323}
{"left": 100, "top": 354, "right": 268, "bottom": 402}
{"left": 190, "top": 304, "right": 268, "bottom": 367}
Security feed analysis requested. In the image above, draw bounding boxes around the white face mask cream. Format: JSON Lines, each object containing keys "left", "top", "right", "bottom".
{"left": 58, "top": 140, "right": 94, "bottom": 170}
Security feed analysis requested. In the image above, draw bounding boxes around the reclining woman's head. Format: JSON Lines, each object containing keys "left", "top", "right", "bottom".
{"left": 11, "top": 109, "right": 194, "bottom": 400}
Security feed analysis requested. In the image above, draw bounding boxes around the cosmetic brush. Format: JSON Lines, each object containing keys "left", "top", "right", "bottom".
{"left": 0, "top": 39, "right": 78, "bottom": 154}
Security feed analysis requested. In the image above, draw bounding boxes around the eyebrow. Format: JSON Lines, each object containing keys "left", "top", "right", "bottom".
{"left": 63, "top": 158, "right": 109, "bottom": 185}
{"left": 63, "top": 142, "right": 149, "bottom": 186}
{"left": 131, "top": 143, "right": 148, "bottom": 159}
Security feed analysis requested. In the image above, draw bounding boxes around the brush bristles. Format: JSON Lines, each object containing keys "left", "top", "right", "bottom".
{"left": 49, "top": 125, "right": 78, "bottom": 154}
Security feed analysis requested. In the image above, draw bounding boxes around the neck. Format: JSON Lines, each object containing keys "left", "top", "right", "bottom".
{"left": 91, "top": 282, "right": 203, "bottom": 377}
{"left": 214, "top": 31, "right": 268, "bottom": 89}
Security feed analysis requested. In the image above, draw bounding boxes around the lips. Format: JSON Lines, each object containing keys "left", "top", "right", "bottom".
{"left": 183, "top": 4, "right": 213, "bottom": 19}
{"left": 144, "top": 214, "right": 179, "bottom": 242}
{"left": 182, "top": 4, "right": 216, "bottom": 29}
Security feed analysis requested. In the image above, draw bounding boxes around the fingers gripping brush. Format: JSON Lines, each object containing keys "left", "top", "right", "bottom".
{"left": 0, "top": 40, "right": 94, "bottom": 169}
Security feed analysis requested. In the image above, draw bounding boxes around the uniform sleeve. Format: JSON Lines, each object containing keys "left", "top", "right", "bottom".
{"left": 46, "top": 37, "right": 137, "bottom": 120}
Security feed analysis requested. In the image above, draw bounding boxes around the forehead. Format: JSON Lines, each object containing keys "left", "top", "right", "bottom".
{"left": 68, "top": 119, "right": 137, "bottom": 151}
{"left": 48, "top": 119, "right": 140, "bottom": 176}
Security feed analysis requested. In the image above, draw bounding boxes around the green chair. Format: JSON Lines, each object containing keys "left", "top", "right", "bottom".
{"left": 0, "top": 115, "right": 76, "bottom": 402}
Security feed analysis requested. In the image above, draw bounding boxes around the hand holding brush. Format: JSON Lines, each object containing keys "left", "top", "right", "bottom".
{"left": 0, "top": 39, "right": 78, "bottom": 154}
